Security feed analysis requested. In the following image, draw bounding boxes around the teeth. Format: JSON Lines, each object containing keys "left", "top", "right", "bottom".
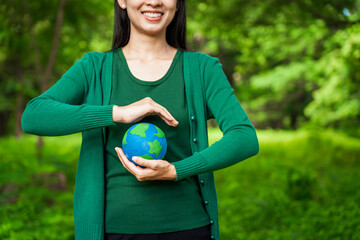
{"left": 143, "top": 12, "right": 162, "bottom": 18}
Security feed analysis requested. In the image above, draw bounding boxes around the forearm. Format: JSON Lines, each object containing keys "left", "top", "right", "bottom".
{"left": 173, "top": 125, "right": 259, "bottom": 181}
{"left": 22, "top": 97, "right": 115, "bottom": 136}
{"left": 173, "top": 54, "right": 260, "bottom": 181}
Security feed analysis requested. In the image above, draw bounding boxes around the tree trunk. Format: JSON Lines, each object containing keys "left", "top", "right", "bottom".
{"left": 290, "top": 111, "right": 298, "bottom": 130}
{"left": 25, "top": 1, "right": 43, "bottom": 79}
{"left": 37, "top": 0, "right": 67, "bottom": 161}
{"left": 15, "top": 71, "right": 24, "bottom": 138}
{"left": 41, "top": 0, "right": 67, "bottom": 92}
{"left": 0, "top": 112, "right": 10, "bottom": 137}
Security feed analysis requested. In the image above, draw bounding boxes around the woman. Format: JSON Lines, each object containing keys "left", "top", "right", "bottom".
{"left": 22, "top": 0, "right": 259, "bottom": 239}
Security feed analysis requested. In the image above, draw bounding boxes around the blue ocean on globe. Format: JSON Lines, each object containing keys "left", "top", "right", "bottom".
{"left": 122, "top": 123, "right": 167, "bottom": 167}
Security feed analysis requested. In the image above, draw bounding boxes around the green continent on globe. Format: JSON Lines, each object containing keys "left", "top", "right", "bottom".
{"left": 130, "top": 124, "right": 149, "bottom": 137}
{"left": 154, "top": 126, "right": 165, "bottom": 138}
{"left": 148, "top": 140, "right": 162, "bottom": 157}
{"left": 140, "top": 154, "right": 153, "bottom": 160}
{"left": 122, "top": 131, "right": 128, "bottom": 145}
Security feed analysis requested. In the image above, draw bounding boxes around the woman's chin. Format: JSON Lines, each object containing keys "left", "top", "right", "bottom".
{"left": 139, "top": 27, "right": 166, "bottom": 37}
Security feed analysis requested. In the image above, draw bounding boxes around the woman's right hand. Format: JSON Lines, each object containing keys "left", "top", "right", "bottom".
{"left": 112, "top": 97, "right": 179, "bottom": 127}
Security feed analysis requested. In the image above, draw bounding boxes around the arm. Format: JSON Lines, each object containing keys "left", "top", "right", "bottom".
{"left": 115, "top": 56, "right": 259, "bottom": 181}
{"left": 173, "top": 56, "right": 259, "bottom": 180}
{"left": 111, "top": 55, "right": 258, "bottom": 182}
{"left": 21, "top": 53, "right": 115, "bottom": 136}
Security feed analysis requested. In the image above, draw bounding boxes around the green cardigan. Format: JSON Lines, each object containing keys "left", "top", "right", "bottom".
{"left": 22, "top": 50, "right": 259, "bottom": 240}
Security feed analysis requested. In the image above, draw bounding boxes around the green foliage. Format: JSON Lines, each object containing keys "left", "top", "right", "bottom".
{"left": 0, "top": 0, "right": 113, "bottom": 136}
{"left": 1, "top": 130, "right": 360, "bottom": 239}
{"left": 187, "top": 0, "right": 360, "bottom": 131}
{"left": 304, "top": 24, "right": 360, "bottom": 128}
{"left": 0, "top": 134, "right": 81, "bottom": 240}
{"left": 209, "top": 128, "right": 360, "bottom": 239}
{"left": 2, "top": 0, "right": 360, "bottom": 135}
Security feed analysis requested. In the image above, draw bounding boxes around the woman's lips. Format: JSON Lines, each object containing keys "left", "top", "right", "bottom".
{"left": 142, "top": 11, "right": 163, "bottom": 21}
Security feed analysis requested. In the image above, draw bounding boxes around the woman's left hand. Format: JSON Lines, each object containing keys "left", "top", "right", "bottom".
{"left": 115, "top": 147, "right": 177, "bottom": 181}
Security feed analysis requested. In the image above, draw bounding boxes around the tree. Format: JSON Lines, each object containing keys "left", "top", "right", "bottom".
{"left": 0, "top": 0, "right": 112, "bottom": 137}
{"left": 186, "top": 0, "right": 360, "bottom": 131}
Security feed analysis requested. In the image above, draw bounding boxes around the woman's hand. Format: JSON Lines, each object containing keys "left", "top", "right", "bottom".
{"left": 115, "top": 147, "right": 177, "bottom": 181}
{"left": 112, "top": 97, "right": 178, "bottom": 127}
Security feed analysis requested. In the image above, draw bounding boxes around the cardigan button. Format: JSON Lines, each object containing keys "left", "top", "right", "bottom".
{"left": 211, "top": 236, "right": 215, "bottom": 239}
{"left": 190, "top": 115, "right": 196, "bottom": 121}
{"left": 204, "top": 200, "right": 209, "bottom": 205}
{"left": 200, "top": 179, "right": 205, "bottom": 185}
{"left": 193, "top": 138, "right": 197, "bottom": 143}
{"left": 210, "top": 220, "right": 214, "bottom": 225}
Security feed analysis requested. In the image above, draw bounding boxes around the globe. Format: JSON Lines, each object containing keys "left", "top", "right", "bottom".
{"left": 122, "top": 123, "right": 167, "bottom": 167}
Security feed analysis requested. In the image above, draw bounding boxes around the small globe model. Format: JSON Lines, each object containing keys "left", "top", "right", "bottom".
{"left": 122, "top": 123, "right": 167, "bottom": 167}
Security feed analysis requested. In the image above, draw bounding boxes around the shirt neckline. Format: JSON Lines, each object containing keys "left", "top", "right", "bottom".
{"left": 117, "top": 48, "right": 181, "bottom": 86}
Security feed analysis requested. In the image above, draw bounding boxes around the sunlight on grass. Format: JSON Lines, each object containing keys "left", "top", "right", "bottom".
{"left": 1, "top": 129, "right": 360, "bottom": 239}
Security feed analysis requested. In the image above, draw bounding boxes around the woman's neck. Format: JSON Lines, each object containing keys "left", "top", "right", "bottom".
{"left": 122, "top": 29, "right": 175, "bottom": 61}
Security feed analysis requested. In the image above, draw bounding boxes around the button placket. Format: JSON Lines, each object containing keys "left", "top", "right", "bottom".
{"left": 191, "top": 115, "right": 197, "bottom": 144}
{"left": 189, "top": 112, "right": 197, "bottom": 152}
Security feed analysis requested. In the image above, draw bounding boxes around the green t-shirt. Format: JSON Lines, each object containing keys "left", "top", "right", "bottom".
{"left": 104, "top": 48, "right": 210, "bottom": 234}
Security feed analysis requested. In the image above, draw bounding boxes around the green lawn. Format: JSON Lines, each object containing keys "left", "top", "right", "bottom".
{"left": 1, "top": 128, "right": 359, "bottom": 239}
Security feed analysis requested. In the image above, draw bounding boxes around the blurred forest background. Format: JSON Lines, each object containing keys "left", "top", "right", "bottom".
{"left": 1, "top": 0, "right": 360, "bottom": 239}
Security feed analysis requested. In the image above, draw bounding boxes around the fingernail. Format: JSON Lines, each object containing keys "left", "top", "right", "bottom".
{"left": 132, "top": 157, "right": 137, "bottom": 161}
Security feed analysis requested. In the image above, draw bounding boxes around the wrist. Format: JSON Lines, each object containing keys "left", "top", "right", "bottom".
{"left": 112, "top": 105, "right": 122, "bottom": 123}
{"left": 168, "top": 163, "right": 177, "bottom": 180}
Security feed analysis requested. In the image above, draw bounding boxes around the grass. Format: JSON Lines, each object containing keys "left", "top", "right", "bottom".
{"left": 1, "top": 128, "right": 360, "bottom": 239}
{"left": 211, "top": 128, "right": 360, "bottom": 240}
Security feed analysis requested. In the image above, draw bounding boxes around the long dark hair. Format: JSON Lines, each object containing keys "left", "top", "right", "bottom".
{"left": 107, "top": 0, "right": 187, "bottom": 52}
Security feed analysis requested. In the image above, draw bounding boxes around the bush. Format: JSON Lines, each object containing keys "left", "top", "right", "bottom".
{"left": 1, "top": 129, "right": 360, "bottom": 239}
{"left": 0, "top": 134, "right": 80, "bottom": 240}
{"left": 211, "top": 128, "right": 360, "bottom": 240}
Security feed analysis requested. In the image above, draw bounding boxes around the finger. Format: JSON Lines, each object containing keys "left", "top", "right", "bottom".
{"left": 132, "top": 157, "right": 158, "bottom": 169}
{"left": 158, "top": 110, "right": 179, "bottom": 127}
{"left": 128, "top": 98, "right": 179, "bottom": 126}
{"left": 137, "top": 107, "right": 177, "bottom": 127}
{"left": 115, "top": 147, "right": 131, "bottom": 172}
{"left": 150, "top": 105, "right": 178, "bottom": 127}
{"left": 126, "top": 105, "right": 177, "bottom": 127}
{"left": 154, "top": 104, "right": 178, "bottom": 125}
{"left": 115, "top": 147, "right": 143, "bottom": 174}
{"left": 142, "top": 98, "right": 178, "bottom": 126}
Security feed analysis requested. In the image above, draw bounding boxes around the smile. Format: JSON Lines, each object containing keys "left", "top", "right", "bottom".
{"left": 142, "top": 12, "right": 163, "bottom": 18}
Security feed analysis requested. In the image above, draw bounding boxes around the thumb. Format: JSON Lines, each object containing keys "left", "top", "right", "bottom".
{"left": 132, "top": 156, "right": 155, "bottom": 168}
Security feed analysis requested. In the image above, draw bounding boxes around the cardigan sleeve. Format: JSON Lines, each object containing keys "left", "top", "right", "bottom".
{"left": 21, "top": 53, "right": 115, "bottom": 136}
{"left": 173, "top": 55, "right": 259, "bottom": 180}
